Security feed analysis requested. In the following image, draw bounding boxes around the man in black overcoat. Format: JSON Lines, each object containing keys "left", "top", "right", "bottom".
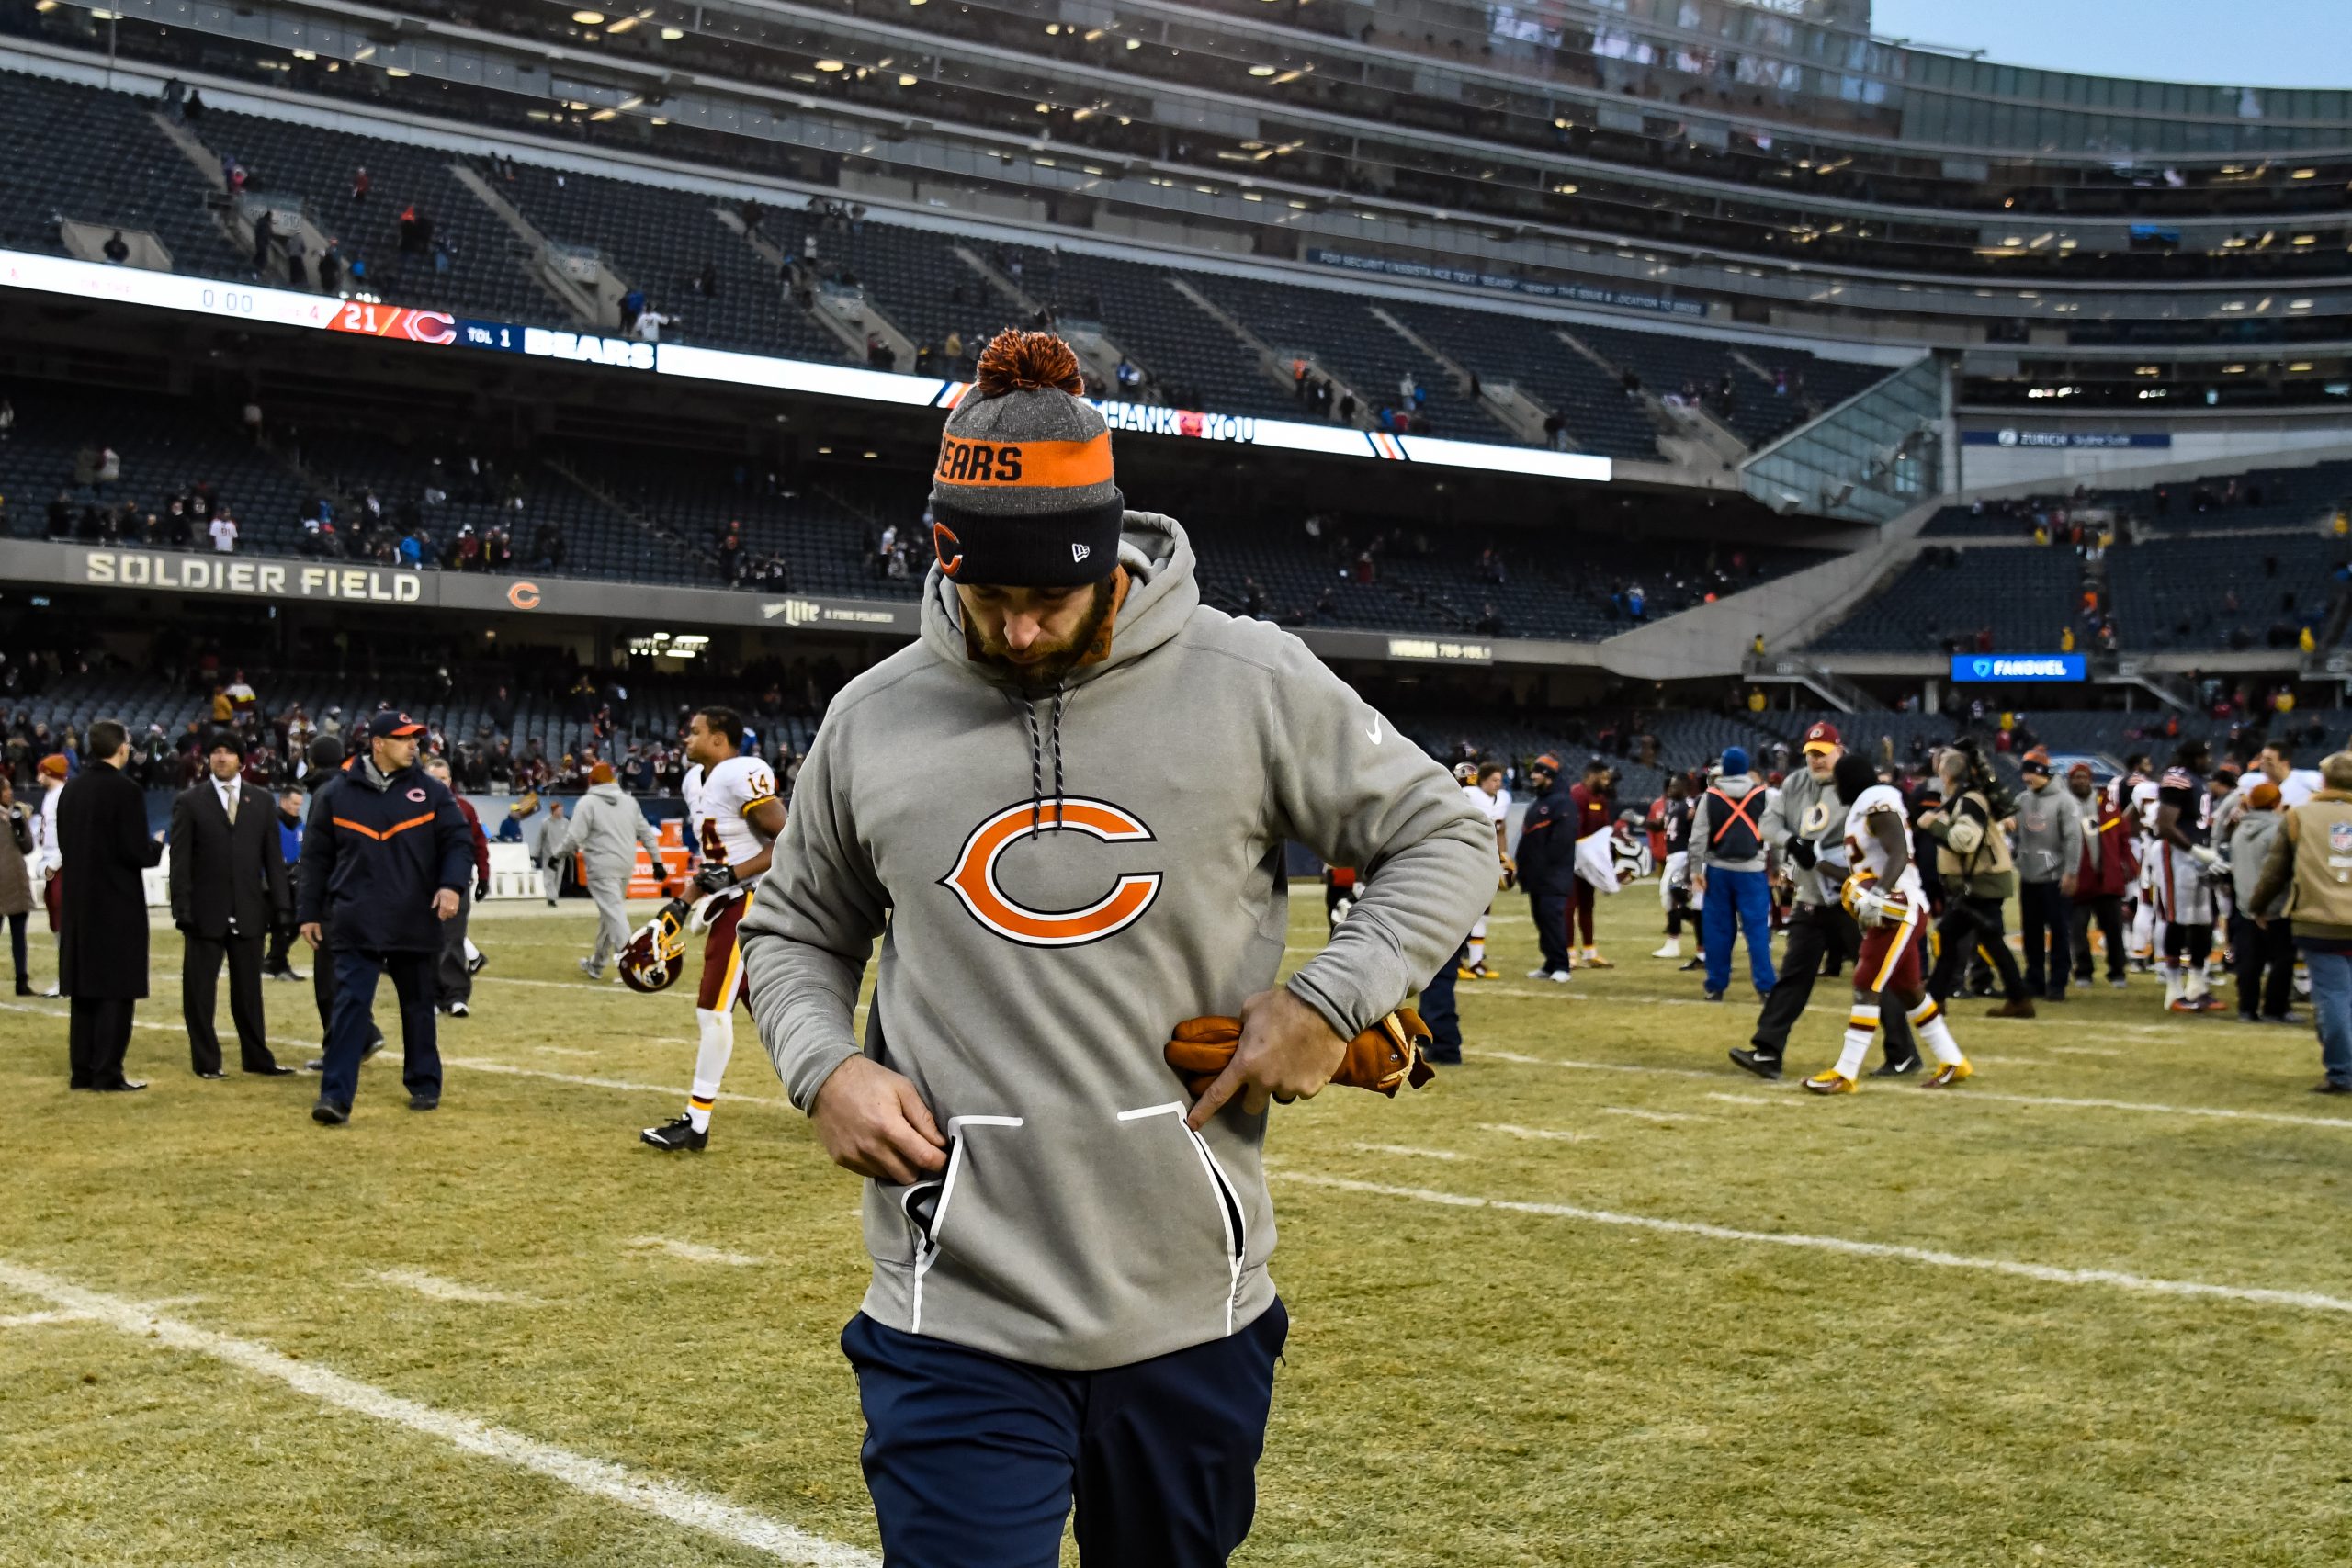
{"left": 171, "top": 730, "right": 297, "bottom": 1077}
{"left": 58, "top": 719, "right": 165, "bottom": 1090}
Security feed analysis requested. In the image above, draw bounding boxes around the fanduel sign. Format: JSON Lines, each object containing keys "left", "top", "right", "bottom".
{"left": 1948, "top": 654, "right": 2087, "bottom": 682}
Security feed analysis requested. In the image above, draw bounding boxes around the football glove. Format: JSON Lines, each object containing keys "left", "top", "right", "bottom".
{"left": 1499, "top": 853, "right": 1517, "bottom": 892}
{"left": 692, "top": 863, "right": 739, "bottom": 896}
{"left": 2189, "top": 845, "right": 2222, "bottom": 871}
{"left": 1166, "top": 1009, "right": 1437, "bottom": 1100}
{"left": 1786, "top": 837, "right": 1817, "bottom": 870}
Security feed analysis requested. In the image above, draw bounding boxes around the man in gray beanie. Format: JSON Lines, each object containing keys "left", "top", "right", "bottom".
{"left": 741, "top": 329, "right": 1494, "bottom": 1566}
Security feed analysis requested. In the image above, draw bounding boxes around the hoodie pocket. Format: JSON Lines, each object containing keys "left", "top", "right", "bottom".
{"left": 904, "top": 1104, "right": 1248, "bottom": 1347}
{"left": 1116, "top": 1102, "right": 1250, "bottom": 1335}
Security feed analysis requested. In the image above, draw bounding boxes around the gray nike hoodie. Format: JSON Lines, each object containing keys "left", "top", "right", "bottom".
{"left": 739, "top": 513, "right": 1494, "bottom": 1370}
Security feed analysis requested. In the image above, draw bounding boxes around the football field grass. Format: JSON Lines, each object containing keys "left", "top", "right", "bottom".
{"left": 3, "top": 890, "right": 2349, "bottom": 1565}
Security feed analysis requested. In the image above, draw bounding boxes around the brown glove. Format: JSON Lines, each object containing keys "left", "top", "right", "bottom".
{"left": 1166, "top": 1009, "right": 1438, "bottom": 1100}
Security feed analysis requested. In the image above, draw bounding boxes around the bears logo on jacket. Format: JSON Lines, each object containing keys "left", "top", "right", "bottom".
{"left": 940, "top": 798, "right": 1160, "bottom": 947}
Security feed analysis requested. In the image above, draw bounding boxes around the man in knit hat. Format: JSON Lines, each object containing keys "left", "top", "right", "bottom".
{"left": 559, "top": 760, "right": 662, "bottom": 980}
{"left": 1689, "top": 745, "right": 1776, "bottom": 1001}
{"left": 741, "top": 329, "right": 1493, "bottom": 1565}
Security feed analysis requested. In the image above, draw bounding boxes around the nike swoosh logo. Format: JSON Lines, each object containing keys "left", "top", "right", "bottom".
{"left": 1365, "top": 716, "right": 1384, "bottom": 744}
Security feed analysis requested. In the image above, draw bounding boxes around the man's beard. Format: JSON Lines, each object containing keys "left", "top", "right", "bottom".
{"left": 969, "top": 579, "right": 1118, "bottom": 688}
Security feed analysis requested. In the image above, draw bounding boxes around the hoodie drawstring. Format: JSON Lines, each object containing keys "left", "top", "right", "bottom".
{"left": 1014, "top": 682, "right": 1071, "bottom": 834}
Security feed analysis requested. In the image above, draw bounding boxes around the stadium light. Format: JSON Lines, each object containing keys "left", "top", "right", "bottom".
{"left": 571, "top": 10, "right": 605, "bottom": 22}
{"left": 660, "top": 26, "right": 683, "bottom": 38}
{"left": 816, "top": 59, "right": 846, "bottom": 72}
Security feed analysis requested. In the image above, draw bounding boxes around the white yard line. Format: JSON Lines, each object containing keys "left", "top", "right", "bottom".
{"left": 1344, "top": 1141, "right": 1467, "bottom": 1161}
{"left": 1478, "top": 1122, "right": 1588, "bottom": 1143}
{"left": 1482, "top": 1046, "right": 2352, "bottom": 1131}
{"left": 1469, "top": 1048, "right": 1719, "bottom": 1080}
{"left": 627, "top": 1236, "right": 765, "bottom": 1267}
{"left": 1599, "top": 1106, "right": 1707, "bottom": 1122}
{"left": 370, "top": 1269, "right": 538, "bottom": 1306}
{"left": 1703, "top": 1091, "right": 1796, "bottom": 1108}
{"left": 1271, "top": 1173, "right": 2352, "bottom": 1317}
{"left": 0, "top": 1259, "right": 873, "bottom": 1567}
{"left": 2045, "top": 1045, "right": 2126, "bottom": 1057}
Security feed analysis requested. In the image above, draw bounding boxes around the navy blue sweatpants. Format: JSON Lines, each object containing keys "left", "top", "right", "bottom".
{"left": 842, "top": 1301, "right": 1288, "bottom": 1568}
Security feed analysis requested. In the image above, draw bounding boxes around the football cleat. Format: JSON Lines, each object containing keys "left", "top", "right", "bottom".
{"left": 1457, "top": 965, "right": 1483, "bottom": 982}
{"left": 640, "top": 1115, "right": 708, "bottom": 1151}
{"left": 1582, "top": 952, "right": 1615, "bottom": 969}
{"left": 1727, "top": 1047, "right": 1781, "bottom": 1080}
{"left": 1924, "top": 1059, "right": 1973, "bottom": 1089}
{"left": 1871, "top": 1055, "right": 1921, "bottom": 1078}
{"left": 1802, "top": 1069, "right": 1856, "bottom": 1095}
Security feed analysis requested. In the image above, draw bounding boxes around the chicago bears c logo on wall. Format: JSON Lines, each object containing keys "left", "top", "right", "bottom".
{"left": 940, "top": 798, "right": 1161, "bottom": 947}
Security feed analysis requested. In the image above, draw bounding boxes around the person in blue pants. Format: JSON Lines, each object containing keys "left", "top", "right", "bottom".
{"left": 1690, "top": 746, "right": 1778, "bottom": 1001}
{"left": 1418, "top": 940, "right": 1464, "bottom": 1065}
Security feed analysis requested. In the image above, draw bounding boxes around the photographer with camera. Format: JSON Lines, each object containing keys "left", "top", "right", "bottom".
{"left": 1918, "top": 739, "right": 2035, "bottom": 1019}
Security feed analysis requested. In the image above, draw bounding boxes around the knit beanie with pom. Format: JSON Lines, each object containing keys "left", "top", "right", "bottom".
{"left": 927, "top": 329, "right": 1125, "bottom": 587}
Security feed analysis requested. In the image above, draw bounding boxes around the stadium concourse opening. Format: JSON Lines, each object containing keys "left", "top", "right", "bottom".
{"left": 6, "top": 0, "right": 2352, "bottom": 1562}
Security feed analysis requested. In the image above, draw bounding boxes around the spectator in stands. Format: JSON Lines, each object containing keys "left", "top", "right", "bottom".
{"left": 209, "top": 509, "right": 238, "bottom": 553}
{"left": 635, "top": 308, "right": 671, "bottom": 344}
{"left": 620, "top": 288, "right": 645, "bottom": 333}
{"left": 102, "top": 231, "right": 130, "bottom": 265}
{"left": 351, "top": 167, "right": 369, "bottom": 204}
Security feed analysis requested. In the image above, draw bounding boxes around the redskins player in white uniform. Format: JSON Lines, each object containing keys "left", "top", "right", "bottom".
{"left": 1804, "top": 753, "right": 1973, "bottom": 1095}
{"left": 1455, "top": 761, "right": 1511, "bottom": 980}
{"left": 640, "top": 705, "right": 787, "bottom": 1151}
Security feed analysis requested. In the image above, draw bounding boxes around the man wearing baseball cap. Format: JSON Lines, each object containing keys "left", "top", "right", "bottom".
{"left": 1736, "top": 722, "right": 1917, "bottom": 1077}
{"left": 2011, "top": 747, "right": 2084, "bottom": 1004}
{"left": 298, "top": 711, "right": 473, "bottom": 1122}
{"left": 741, "top": 329, "right": 1493, "bottom": 1565}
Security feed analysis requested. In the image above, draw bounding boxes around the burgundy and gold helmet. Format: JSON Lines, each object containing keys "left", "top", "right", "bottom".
{"left": 618, "top": 897, "right": 692, "bottom": 993}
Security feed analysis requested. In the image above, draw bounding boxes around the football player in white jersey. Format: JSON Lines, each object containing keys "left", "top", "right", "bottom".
{"left": 1804, "top": 753, "right": 1973, "bottom": 1094}
{"left": 641, "top": 705, "right": 787, "bottom": 1151}
{"left": 1455, "top": 761, "right": 1511, "bottom": 980}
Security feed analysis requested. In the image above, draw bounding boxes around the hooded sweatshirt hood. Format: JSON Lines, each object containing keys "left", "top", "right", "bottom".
{"left": 923, "top": 513, "right": 1196, "bottom": 835}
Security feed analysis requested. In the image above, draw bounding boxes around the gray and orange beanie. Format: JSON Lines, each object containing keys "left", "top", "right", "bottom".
{"left": 928, "top": 330, "right": 1125, "bottom": 587}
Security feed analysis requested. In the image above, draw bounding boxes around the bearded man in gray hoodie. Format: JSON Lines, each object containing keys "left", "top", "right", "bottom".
{"left": 741, "top": 331, "right": 1494, "bottom": 1568}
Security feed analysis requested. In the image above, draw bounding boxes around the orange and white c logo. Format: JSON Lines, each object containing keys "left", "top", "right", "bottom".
{"left": 940, "top": 798, "right": 1159, "bottom": 947}
{"left": 932, "top": 522, "right": 963, "bottom": 579}
{"left": 507, "top": 581, "right": 541, "bottom": 610}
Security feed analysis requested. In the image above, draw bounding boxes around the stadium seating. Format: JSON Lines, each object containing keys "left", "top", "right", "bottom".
{"left": 0, "top": 660, "right": 825, "bottom": 777}
{"left": 2104, "top": 536, "right": 2347, "bottom": 651}
{"left": 0, "top": 64, "right": 1898, "bottom": 457}
{"left": 1923, "top": 463, "right": 2352, "bottom": 540}
{"left": 1806, "top": 547, "right": 2086, "bottom": 654}
{"left": 199, "top": 106, "right": 553, "bottom": 323}
{"left": 490, "top": 162, "right": 848, "bottom": 363}
{"left": 1385, "top": 300, "right": 1660, "bottom": 460}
